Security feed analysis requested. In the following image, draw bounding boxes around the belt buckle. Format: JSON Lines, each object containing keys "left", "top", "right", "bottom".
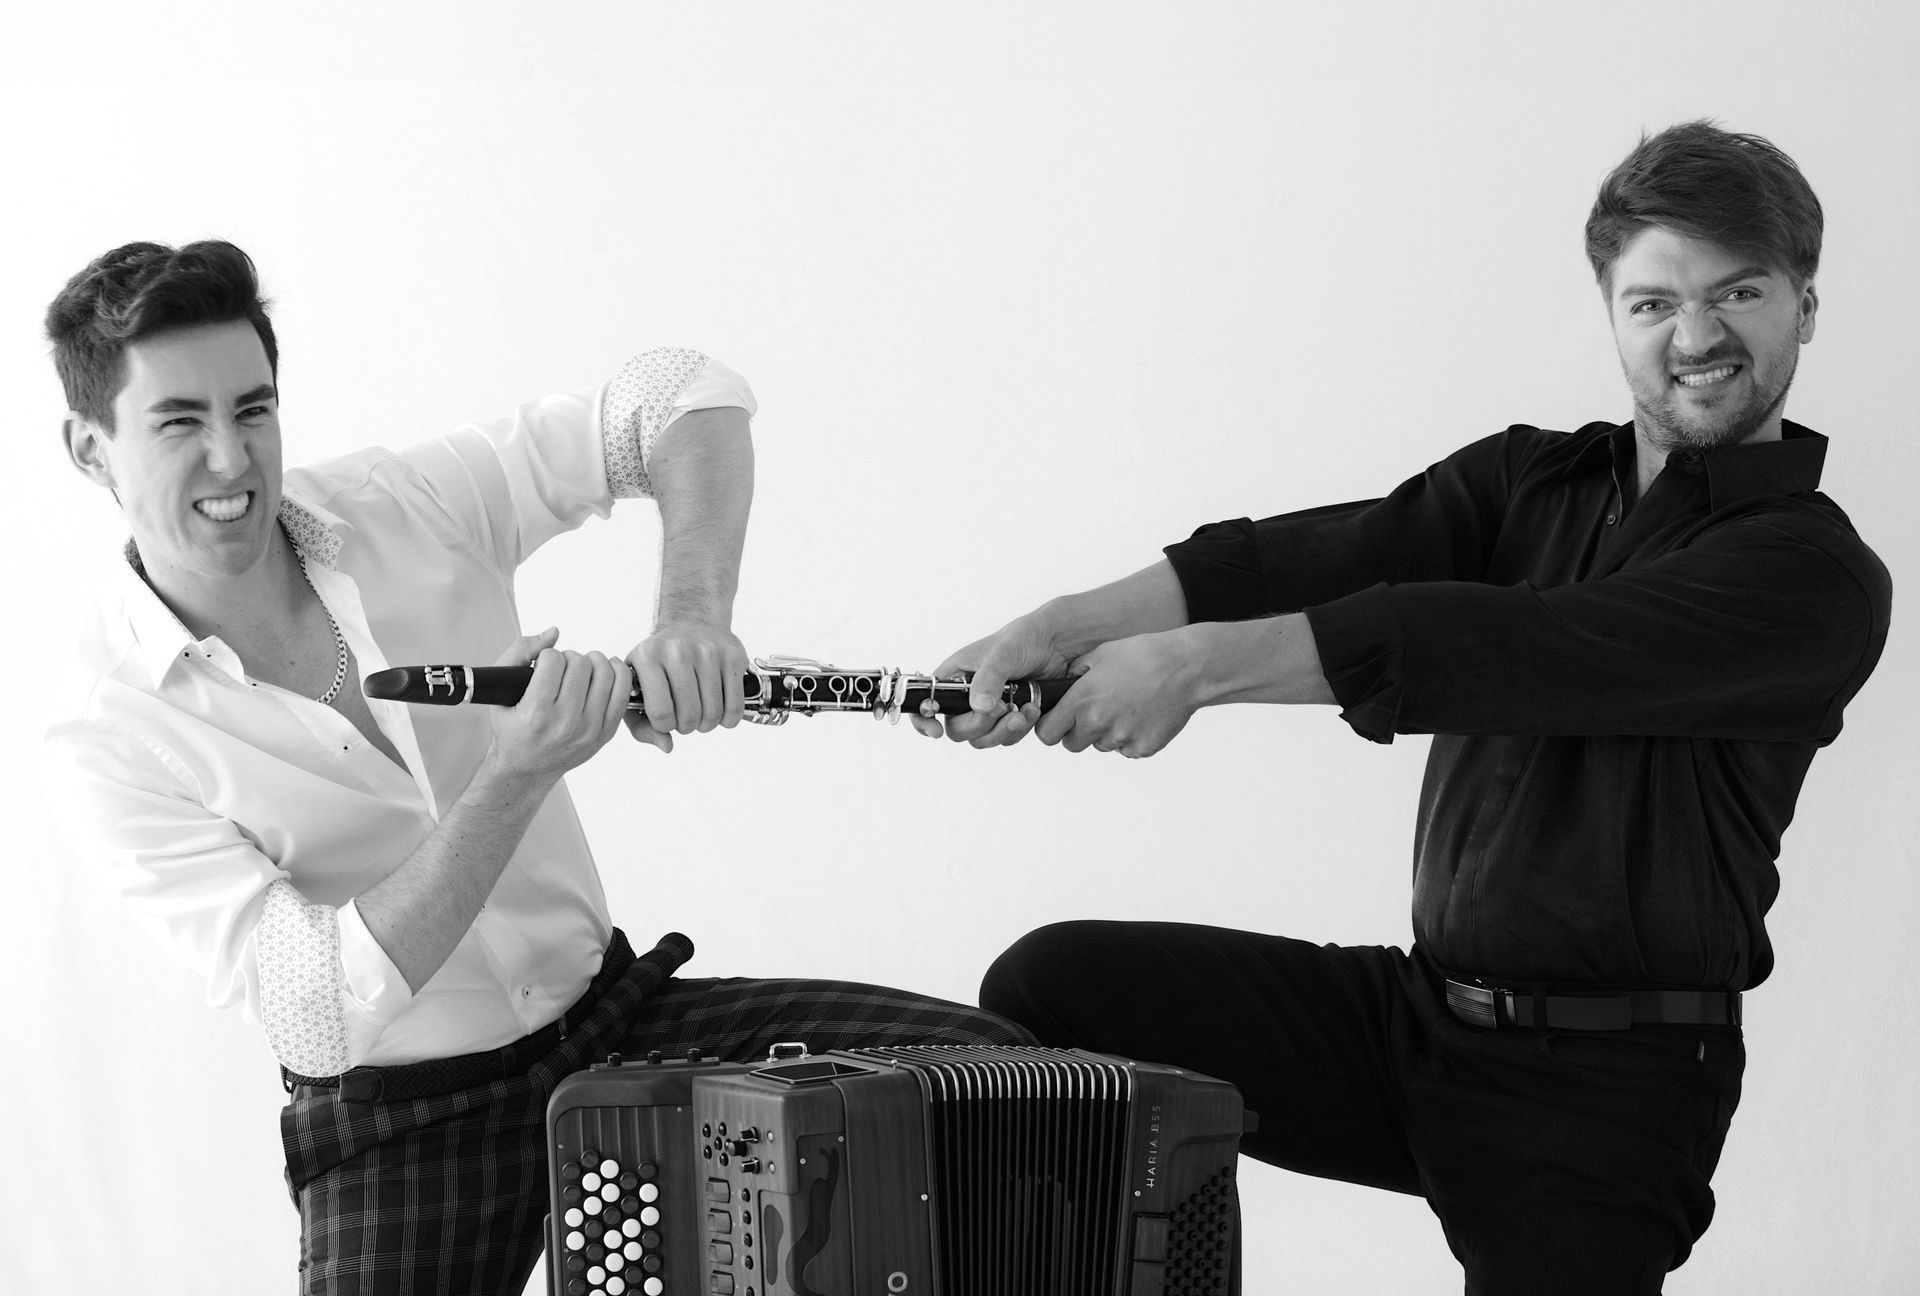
{"left": 1444, "top": 979, "right": 1503, "bottom": 1029}
{"left": 339, "top": 1066, "right": 386, "bottom": 1104}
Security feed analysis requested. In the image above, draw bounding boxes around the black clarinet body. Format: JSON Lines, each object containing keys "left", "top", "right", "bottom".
{"left": 362, "top": 658, "right": 1073, "bottom": 723}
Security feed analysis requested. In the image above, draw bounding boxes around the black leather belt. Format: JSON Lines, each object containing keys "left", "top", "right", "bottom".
{"left": 1443, "top": 977, "right": 1742, "bottom": 1032}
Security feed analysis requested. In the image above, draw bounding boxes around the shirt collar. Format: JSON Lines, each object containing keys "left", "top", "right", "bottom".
{"left": 119, "top": 491, "right": 350, "bottom": 687}
{"left": 1568, "top": 419, "right": 1829, "bottom": 508}
{"left": 1695, "top": 420, "right": 1828, "bottom": 507}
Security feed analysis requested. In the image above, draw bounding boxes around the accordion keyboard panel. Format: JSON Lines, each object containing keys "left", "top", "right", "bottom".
{"left": 553, "top": 1146, "right": 665, "bottom": 1296}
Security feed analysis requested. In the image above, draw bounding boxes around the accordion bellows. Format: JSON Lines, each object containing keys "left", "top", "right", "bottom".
{"left": 547, "top": 1044, "right": 1252, "bottom": 1296}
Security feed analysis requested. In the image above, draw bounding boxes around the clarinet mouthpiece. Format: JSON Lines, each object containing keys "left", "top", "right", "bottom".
{"left": 362, "top": 668, "right": 411, "bottom": 701}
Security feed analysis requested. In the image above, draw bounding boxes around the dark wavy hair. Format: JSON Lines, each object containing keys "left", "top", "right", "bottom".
{"left": 45, "top": 240, "right": 278, "bottom": 431}
{"left": 1585, "top": 121, "right": 1823, "bottom": 294}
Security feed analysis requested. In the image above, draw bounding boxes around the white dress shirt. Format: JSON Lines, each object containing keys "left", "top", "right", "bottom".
{"left": 44, "top": 349, "right": 755, "bottom": 1074}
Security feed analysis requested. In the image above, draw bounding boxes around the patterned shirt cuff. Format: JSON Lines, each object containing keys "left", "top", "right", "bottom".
{"left": 601, "top": 348, "right": 757, "bottom": 500}
{"left": 257, "top": 879, "right": 352, "bottom": 1076}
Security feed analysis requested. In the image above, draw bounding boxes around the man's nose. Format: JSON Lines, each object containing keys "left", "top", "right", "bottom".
{"left": 203, "top": 421, "right": 251, "bottom": 476}
{"left": 1670, "top": 304, "right": 1728, "bottom": 359}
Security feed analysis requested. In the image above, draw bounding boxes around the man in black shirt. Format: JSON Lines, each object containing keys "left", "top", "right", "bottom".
{"left": 914, "top": 122, "right": 1891, "bottom": 1293}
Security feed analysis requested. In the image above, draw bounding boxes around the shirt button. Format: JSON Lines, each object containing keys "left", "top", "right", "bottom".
{"left": 521, "top": 986, "right": 533, "bottom": 998}
{"left": 1605, "top": 513, "right": 1617, "bottom": 525}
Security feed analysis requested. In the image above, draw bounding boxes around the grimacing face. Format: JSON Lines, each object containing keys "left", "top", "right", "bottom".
{"left": 1608, "top": 226, "right": 1817, "bottom": 454}
{"left": 64, "top": 319, "right": 283, "bottom": 588}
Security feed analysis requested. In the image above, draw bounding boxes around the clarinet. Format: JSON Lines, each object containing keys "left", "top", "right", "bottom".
{"left": 361, "top": 655, "right": 1076, "bottom": 725}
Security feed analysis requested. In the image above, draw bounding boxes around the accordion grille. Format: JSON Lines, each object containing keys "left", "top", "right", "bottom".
{"left": 853, "top": 1046, "right": 1133, "bottom": 1296}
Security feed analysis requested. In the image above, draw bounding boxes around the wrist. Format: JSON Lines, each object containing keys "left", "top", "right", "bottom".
{"left": 1186, "top": 614, "right": 1333, "bottom": 707}
{"left": 1035, "top": 593, "right": 1104, "bottom": 659}
{"left": 1042, "top": 562, "right": 1188, "bottom": 659}
{"left": 652, "top": 603, "right": 735, "bottom": 633}
{"left": 471, "top": 746, "right": 561, "bottom": 814}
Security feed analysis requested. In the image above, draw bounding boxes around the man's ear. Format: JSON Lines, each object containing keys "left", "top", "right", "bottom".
{"left": 65, "top": 414, "right": 116, "bottom": 488}
{"left": 1798, "top": 281, "right": 1819, "bottom": 345}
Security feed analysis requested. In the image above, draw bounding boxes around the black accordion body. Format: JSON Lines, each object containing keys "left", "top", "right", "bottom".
{"left": 546, "top": 1044, "right": 1252, "bottom": 1296}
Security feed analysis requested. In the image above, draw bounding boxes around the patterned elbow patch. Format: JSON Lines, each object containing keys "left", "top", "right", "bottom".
{"left": 601, "top": 347, "right": 711, "bottom": 500}
{"left": 258, "top": 879, "right": 351, "bottom": 1077}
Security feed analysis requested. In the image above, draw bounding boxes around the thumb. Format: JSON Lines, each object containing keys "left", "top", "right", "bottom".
{"left": 623, "top": 708, "right": 675, "bottom": 754}
{"left": 495, "top": 625, "right": 559, "bottom": 667}
{"left": 969, "top": 645, "right": 1018, "bottom": 714}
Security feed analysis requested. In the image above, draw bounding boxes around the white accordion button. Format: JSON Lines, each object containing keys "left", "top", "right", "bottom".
{"left": 621, "top": 1218, "right": 641, "bottom": 1239}
{"left": 601, "top": 1157, "right": 620, "bottom": 1177}
{"left": 645, "top": 1279, "right": 664, "bottom": 1296}
{"left": 640, "top": 1205, "right": 660, "bottom": 1226}
{"left": 638, "top": 1182, "right": 660, "bottom": 1203}
{"left": 565, "top": 1230, "right": 585, "bottom": 1251}
{"left": 582, "top": 1172, "right": 602, "bottom": 1192}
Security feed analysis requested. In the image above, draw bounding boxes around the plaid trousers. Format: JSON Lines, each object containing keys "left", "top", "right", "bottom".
{"left": 280, "top": 931, "right": 1032, "bottom": 1295}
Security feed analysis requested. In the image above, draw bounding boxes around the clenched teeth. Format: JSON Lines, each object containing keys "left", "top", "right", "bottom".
{"left": 1674, "top": 366, "right": 1738, "bottom": 388}
{"left": 195, "top": 493, "right": 250, "bottom": 522}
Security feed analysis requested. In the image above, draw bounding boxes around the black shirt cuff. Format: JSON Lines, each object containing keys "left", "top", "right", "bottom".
{"left": 1303, "top": 583, "right": 1404, "bottom": 744}
{"left": 1162, "top": 518, "right": 1275, "bottom": 624}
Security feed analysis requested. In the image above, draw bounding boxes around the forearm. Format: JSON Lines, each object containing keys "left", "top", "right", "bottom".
{"left": 648, "top": 407, "right": 753, "bottom": 627}
{"left": 1039, "top": 560, "right": 1190, "bottom": 655}
{"left": 1180, "top": 613, "right": 1335, "bottom": 707}
{"left": 354, "top": 754, "right": 558, "bottom": 993}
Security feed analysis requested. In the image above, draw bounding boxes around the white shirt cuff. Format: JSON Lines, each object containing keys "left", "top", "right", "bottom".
{"left": 338, "top": 898, "right": 414, "bottom": 1053}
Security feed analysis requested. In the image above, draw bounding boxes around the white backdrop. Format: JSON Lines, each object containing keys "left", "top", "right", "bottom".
{"left": 4, "top": 5, "right": 1915, "bottom": 1292}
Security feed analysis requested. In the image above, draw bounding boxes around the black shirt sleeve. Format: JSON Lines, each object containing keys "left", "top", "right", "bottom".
{"left": 1164, "top": 426, "right": 1891, "bottom": 746}
{"left": 1164, "top": 429, "right": 1524, "bottom": 623}
{"left": 1306, "top": 511, "right": 1887, "bottom": 743}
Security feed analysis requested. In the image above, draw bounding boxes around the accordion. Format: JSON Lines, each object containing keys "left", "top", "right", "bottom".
{"left": 546, "top": 1044, "right": 1253, "bottom": 1296}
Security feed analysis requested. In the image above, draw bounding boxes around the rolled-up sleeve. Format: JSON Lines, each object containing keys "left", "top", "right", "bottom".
{"left": 397, "top": 348, "right": 757, "bottom": 570}
{"left": 41, "top": 716, "right": 412, "bottom": 1073}
{"left": 602, "top": 350, "right": 757, "bottom": 500}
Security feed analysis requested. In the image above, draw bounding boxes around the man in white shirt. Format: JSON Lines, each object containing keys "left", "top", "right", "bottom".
{"left": 43, "top": 240, "right": 1027, "bottom": 1295}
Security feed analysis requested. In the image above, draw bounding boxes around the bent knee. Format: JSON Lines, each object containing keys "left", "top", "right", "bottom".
{"left": 980, "top": 920, "right": 1138, "bottom": 1045}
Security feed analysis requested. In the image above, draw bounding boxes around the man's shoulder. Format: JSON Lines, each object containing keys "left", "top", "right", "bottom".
{"left": 1443, "top": 420, "right": 1621, "bottom": 485}
{"left": 43, "top": 580, "right": 168, "bottom": 762}
{"left": 55, "top": 588, "right": 137, "bottom": 695}
{"left": 283, "top": 445, "right": 405, "bottom": 513}
{"left": 1484, "top": 419, "right": 1619, "bottom": 455}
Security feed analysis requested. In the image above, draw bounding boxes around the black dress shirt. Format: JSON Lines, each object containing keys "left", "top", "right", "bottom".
{"left": 1164, "top": 420, "right": 1891, "bottom": 989}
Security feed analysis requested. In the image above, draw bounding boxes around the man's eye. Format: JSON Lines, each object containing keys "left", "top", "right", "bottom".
{"left": 1629, "top": 300, "right": 1667, "bottom": 316}
{"left": 1723, "top": 288, "right": 1759, "bottom": 302}
{"left": 240, "top": 405, "right": 273, "bottom": 420}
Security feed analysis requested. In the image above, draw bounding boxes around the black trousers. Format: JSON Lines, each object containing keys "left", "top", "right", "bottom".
{"left": 980, "top": 921, "right": 1744, "bottom": 1296}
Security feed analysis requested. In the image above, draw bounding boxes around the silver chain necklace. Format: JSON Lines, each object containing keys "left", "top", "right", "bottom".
{"left": 297, "top": 554, "right": 349, "bottom": 705}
